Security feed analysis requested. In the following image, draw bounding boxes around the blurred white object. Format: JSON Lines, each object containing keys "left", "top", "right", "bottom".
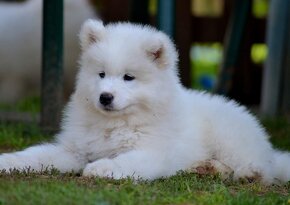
{"left": 0, "top": 0, "right": 96, "bottom": 103}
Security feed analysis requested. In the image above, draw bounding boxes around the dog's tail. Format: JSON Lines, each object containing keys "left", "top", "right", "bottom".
{"left": 273, "top": 151, "right": 290, "bottom": 183}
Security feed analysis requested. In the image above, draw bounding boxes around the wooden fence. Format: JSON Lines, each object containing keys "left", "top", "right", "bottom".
{"left": 99, "top": 0, "right": 266, "bottom": 106}
{"left": 1, "top": 0, "right": 289, "bottom": 131}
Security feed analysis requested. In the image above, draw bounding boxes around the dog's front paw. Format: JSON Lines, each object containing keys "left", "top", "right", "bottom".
{"left": 83, "top": 159, "right": 125, "bottom": 179}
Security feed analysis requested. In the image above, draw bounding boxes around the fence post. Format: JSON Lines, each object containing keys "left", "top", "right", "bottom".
{"left": 215, "top": 0, "right": 251, "bottom": 95}
{"left": 41, "top": 0, "right": 64, "bottom": 132}
{"left": 175, "top": 0, "right": 191, "bottom": 87}
{"left": 261, "top": 0, "right": 290, "bottom": 116}
{"left": 157, "top": 0, "right": 175, "bottom": 38}
{"left": 281, "top": 17, "right": 290, "bottom": 115}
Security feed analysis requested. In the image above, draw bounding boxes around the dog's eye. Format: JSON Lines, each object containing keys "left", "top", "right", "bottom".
{"left": 123, "top": 74, "right": 135, "bottom": 81}
{"left": 99, "top": 72, "right": 105, "bottom": 79}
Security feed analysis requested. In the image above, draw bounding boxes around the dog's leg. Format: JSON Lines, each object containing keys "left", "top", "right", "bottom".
{"left": 83, "top": 149, "right": 175, "bottom": 180}
{"left": 0, "top": 144, "right": 84, "bottom": 173}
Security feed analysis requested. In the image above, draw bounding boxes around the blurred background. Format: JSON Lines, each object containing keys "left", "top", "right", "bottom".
{"left": 0, "top": 0, "right": 289, "bottom": 129}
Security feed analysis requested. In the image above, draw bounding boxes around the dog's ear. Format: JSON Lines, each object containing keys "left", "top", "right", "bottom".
{"left": 79, "top": 19, "right": 105, "bottom": 51}
{"left": 145, "top": 34, "right": 178, "bottom": 69}
{"left": 146, "top": 39, "right": 167, "bottom": 69}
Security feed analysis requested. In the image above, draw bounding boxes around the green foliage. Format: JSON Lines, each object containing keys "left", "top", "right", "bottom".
{"left": 252, "top": 0, "right": 269, "bottom": 18}
{"left": 251, "top": 44, "right": 268, "bottom": 64}
{"left": 191, "top": 43, "right": 268, "bottom": 90}
{"left": 148, "top": 0, "right": 157, "bottom": 16}
{"left": 191, "top": 43, "right": 222, "bottom": 90}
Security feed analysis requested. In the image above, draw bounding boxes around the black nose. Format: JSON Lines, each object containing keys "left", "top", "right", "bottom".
{"left": 99, "top": 93, "right": 114, "bottom": 106}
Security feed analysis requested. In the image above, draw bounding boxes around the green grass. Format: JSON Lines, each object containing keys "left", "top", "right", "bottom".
{"left": 0, "top": 171, "right": 289, "bottom": 205}
{"left": 0, "top": 119, "right": 289, "bottom": 204}
{"left": 264, "top": 117, "right": 290, "bottom": 151}
{"left": 0, "top": 122, "right": 49, "bottom": 152}
{"left": 0, "top": 96, "right": 40, "bottom": 114}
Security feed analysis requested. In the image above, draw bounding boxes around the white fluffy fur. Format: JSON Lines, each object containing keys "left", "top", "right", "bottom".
{"left": 0, "top": 20, "right": 289, "bottom": 184}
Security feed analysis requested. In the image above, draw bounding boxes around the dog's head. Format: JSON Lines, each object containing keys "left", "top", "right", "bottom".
{"left": 76, "top": 19, "right": 179, "bottom": 116}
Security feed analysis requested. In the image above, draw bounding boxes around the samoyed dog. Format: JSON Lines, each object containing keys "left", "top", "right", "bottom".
{"left": 0, "top": 19, "right": 289, "bottom": 184}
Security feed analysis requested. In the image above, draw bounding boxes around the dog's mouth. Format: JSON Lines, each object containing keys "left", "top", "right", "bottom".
{"left": 97, "top": 103, "right": 116, "bottom": 112}
{"left": 99, "top": 104, "right": 135, "bottom": 114}
{"left": 102, "top": 105, "right": 115, "bottom": 112}
{"left": 99, "top": 103, "right": 124, "bottom": 113}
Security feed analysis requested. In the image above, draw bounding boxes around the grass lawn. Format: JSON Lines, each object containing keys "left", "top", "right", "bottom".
{"left": 0, "top": 118, "right": 289, "bottom": 205}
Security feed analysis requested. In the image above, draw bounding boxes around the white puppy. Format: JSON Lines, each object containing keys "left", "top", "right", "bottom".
{"left": 0, "top": 20, "right": 289, "bottom": 184}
